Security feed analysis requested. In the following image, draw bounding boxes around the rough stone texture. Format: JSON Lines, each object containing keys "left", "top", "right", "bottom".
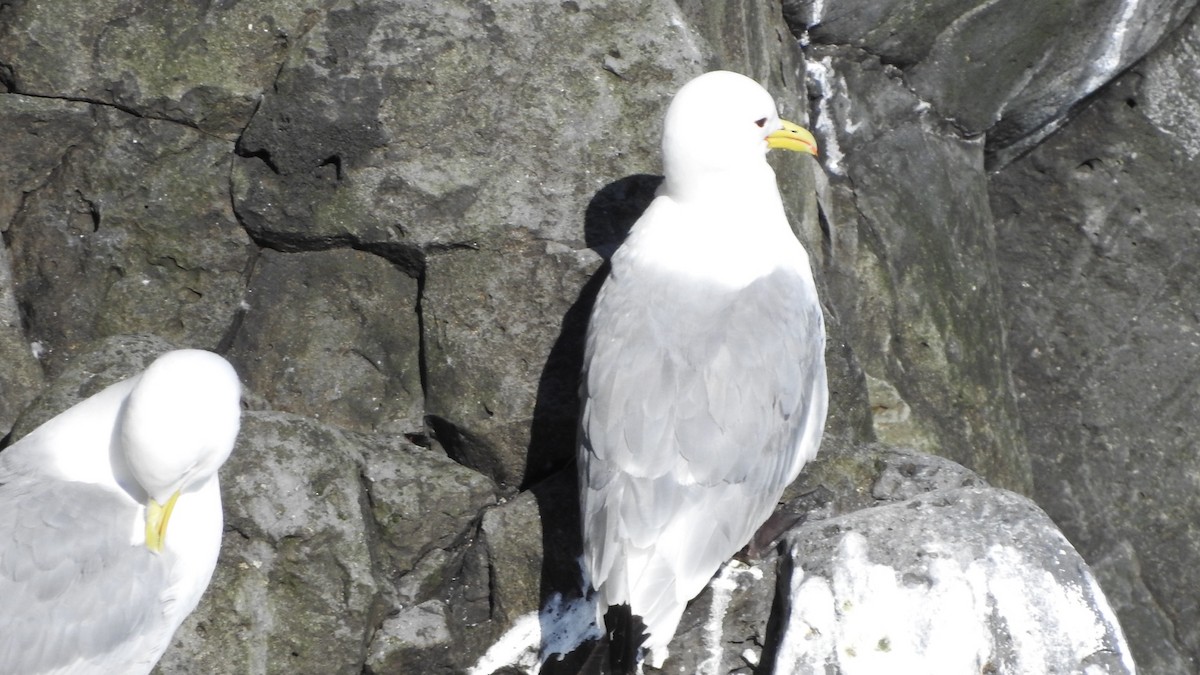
{"left": 0, "top": 235, "right": 42, "bottom": 436}
{"left": 1, "top": 0, "right": 1194, "bottom": 671}
{"left": 361, "top": 436, "right": 498, "bottom": 584}
{"left": 0, "top": 98, "right": 254, "bottom": 378}
{"left": 786, "top": 0, "right": 1197, "bottom": 163}
{"left": 6, "top": 334, "right": 176, "bottom": 440}
{"left": 421, "top": 235, "right": 602, "bottom": 488}
{"left": 803, "top": 44, "right": 1033, "bottom": 493}
{"left": 155, "top": 409, "right": 498, "bottom": 675}
{"left": 227, "top": 248, "right": 423, "bottom": 436}
{"left": 990, "top": 10, "right": 1200, "bottom": 672}
{"left": 156, "top": 411, "right": 386, "bottom": 675}
{"left": 0, "top": 0, "right": 307, "bottom": 137}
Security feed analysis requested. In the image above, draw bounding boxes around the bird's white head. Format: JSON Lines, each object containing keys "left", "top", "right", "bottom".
{"left": 661, "top": 71, "right": 817, "bottom": 201}
{"left": 118, "top": 349, "right": 242, "bottom": 506}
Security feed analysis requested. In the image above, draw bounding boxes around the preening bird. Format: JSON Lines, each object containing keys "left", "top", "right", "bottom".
{"left": 578, "top": 70, "right": 828, "bottom": 671}
{"left": 0, "top": 349, "right": 243, "bottom": 674}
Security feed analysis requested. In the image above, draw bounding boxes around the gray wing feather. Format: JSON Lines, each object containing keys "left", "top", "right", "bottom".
{"left": 580, "top": 262, "right": 827, "bottom": 631}
{"left": 0, "top": 475, "right": 169, "bottom": 673}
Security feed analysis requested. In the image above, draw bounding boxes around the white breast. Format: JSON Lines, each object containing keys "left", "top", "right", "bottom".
{"left": 619, "top": 192, "right": 809, "bottom": 290}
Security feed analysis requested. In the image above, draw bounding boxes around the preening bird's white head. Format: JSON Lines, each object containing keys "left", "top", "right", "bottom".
{"left": 118, "top": 349, "right": 242, "bottom": 505}
{"left": 661, "top": 71, "right": 817, "bottom": 202}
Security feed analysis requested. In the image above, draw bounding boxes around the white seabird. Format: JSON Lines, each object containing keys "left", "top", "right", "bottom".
{"left": 0, "top": 349, "right": 243, "bottom": 674}
{"left": 578, "top": 70, "right": 828, "bottom": 671}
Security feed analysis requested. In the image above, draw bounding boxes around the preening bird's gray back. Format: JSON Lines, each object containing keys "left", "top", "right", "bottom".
{"left": 0, "top": 473, "right": 169, "bottom": 673}
{"left": 579, "top": 260, "right": 827, "bottom": 619}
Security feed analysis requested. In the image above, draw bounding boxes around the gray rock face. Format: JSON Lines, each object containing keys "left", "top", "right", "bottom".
{"left": 228, "top": 248, "right": 423, "bottom": 436}
{"left": 0, "top": 0, "right": 296, "bottom": 136}
{"left": 0, "top": 97, "right": 253, "bottom": 377}
{"left": 805, "top": 43, "right": 1032, "bottom": 493}
{"left": 1, "top": 0, "right": 1194, "bottom": 671}
{"left": 787, "top": 0, "right": 1196, "bottom": 163}
{"left": 991, "top": 10, "right": 1200, "bottom": 672}
{"left": 0, "top": 238, "right": 41, "bottom": 434}
{"left": 170, "top": 410, "right": 387, "bottom": 675}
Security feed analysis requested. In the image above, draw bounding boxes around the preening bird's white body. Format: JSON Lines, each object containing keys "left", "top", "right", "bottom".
{"left": 0, "top": 350, "right": 242, "bottom": 674}
{"left": 578, "top": 71, "right": 828, "bottom": 668}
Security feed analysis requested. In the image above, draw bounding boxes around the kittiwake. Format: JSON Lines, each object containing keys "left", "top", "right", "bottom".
{"left": 578, "top": 70, "right": 828, "bottom": 672}
{"left": 0, "top": 349, "right": 243, "bottom": 674}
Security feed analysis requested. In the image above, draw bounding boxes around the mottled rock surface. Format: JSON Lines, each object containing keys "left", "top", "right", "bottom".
{"left": 787, "top": 0, "right": 1196, "bottom": 163}
{"left": 1, "top": 0, "right": 1195, "bottom": 671}
{"left": 991, "top": 10, "right": 1200, "bottom": 671}
{"left": 773, "top": 487, "right": 1133, "bottom": 674}
{"left": 1, "top": 98, "right": 253, "bottom": 378}
{"left": 804, "top": 43, "right": 1032, "bottom": 491}
{"left": 228, "top": 247, "right": 423, "bottom": 436}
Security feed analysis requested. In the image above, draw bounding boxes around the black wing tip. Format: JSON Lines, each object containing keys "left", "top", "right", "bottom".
{"left": 541, "top": 640, "right": 608, "bottom": 675}
{"left": 544, "top": 604, "right": 649, "bottom": 675}
{"left": 605, "top": 604, "right": 649, "bottom": 675}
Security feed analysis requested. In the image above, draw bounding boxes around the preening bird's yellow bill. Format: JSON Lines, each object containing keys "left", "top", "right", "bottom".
{"left": 145, "top": 490, "right": 182, "bottom": 553}
{"left": 767, "top": 119, "right": 818, "bottom": 156}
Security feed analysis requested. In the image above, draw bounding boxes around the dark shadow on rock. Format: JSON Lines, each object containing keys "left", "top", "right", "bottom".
{"left": 527, "top": 175, "right": 661, "bottom": 675}
{"left": 581, "top": 174, "right": 663, "bottom": 261}
{"left": 522, "top": 174, "right": 661, "bottom": 490}
{"left": 754, "top": 545, "right": 796, "bottom": 675}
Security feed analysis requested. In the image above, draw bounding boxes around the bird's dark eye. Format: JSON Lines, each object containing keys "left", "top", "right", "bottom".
{"left": 755, "top": 117, "right": 768, "bottom": 128}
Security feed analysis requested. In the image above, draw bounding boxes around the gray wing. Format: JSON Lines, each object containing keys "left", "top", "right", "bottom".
{"left": 578, "top": 263, "right": 827, "bottom": 632}
{"left": 0, "top": 474, "right": 169, "bottom": 673}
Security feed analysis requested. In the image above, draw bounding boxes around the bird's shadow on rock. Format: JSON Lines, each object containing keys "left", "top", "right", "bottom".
{"left": 527, "top": 174, "right": 662, "bottom": 675}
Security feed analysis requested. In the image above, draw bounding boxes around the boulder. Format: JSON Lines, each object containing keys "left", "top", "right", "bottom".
{"left": 771, "top": 488, "right": 1133, "bottom": 674}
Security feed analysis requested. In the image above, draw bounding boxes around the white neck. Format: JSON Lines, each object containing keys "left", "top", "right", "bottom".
{"left": 662, "top": 152, "right": 776, "bottom": 205}
{"left": 619, "top": 173, "right": 805, "bottom": 290}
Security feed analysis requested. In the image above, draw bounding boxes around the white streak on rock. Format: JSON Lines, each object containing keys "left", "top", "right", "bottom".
{"left": 539, "top": 592, "right": 604, "bottom": 663}
{"left": 772, "top": 532, "right": 1130, "bottom": 673}
{"left": 1081, "top": 563, "right": 1138, "bottom": 674}
{"left": 1084, "top": 0, "right": 1141, "bottom": 92}
{"left": 467, "top": 591, "right": 602, "bottom": 675}
{"left": 466, "top": 612, "right": 542, "bottom": 675}
{"left": 805, "top": 56, "right": 847, "bottom": 176}
{"left": 809, "top": 0, "right": 825, "bottom": 27}
{"left": 697, "top": 561, "right": 762, "bottom": 675}
{"left": 1139, "top": 22, "right": 1200, "bottom": 159}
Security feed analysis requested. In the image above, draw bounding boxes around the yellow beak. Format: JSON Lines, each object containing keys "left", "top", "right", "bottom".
{"left": 145, "top": 490, "right": 181, "bottom": 553}
{"left": 767, "top": 119, "right": 818, "bottom": 156}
